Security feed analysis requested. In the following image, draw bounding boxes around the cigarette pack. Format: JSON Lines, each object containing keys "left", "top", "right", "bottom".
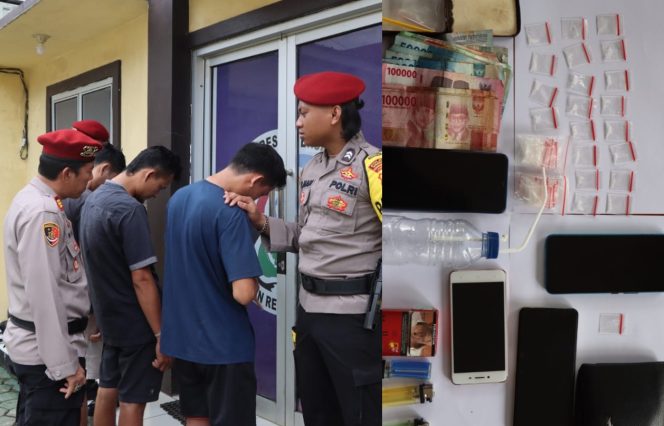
{"left": 382, "top": 309, "right": 438, "bottom": 357}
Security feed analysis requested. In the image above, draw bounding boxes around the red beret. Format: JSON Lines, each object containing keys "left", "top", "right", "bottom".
{"left": 37, "top": 129, "right": 103, "bottom": 161}
{"left": 72, "top": 120, "right": 109, "bottom": 143}
{"left": 294, "top": 71, "right": 365, "bottom": 105}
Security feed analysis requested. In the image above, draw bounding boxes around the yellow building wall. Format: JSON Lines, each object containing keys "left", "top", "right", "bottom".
{"left": 0, "top": 12, "right": 149, "bottom": 316}
{"left": 0, "top": 74, "right": 31, "bottom": 318}
{"left": 189, "top": 0, "right": 281, "bottom": 32}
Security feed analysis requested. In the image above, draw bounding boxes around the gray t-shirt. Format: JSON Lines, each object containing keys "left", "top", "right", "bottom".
{"left": 80, "top": 181, "right": 157, "bottom": 347}
{"left": 63, "top": 189, "right": 91, "bottom": 242}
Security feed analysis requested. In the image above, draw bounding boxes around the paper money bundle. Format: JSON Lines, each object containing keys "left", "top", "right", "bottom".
{"left": 382, "top": 30, "right": 511, "bottom": 151}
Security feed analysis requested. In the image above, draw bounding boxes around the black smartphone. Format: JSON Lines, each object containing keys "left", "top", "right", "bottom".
{"left": 383, "top": 147, "right": 508, "bottom": 213}
{"left": 545, "top": 234, "right": 664, "bottom": 294}
{"left": 513, "top": 308, "right": 578, "bottom": 426}
{"left": 575, "top": 362, "right": 664, "bottom": 426}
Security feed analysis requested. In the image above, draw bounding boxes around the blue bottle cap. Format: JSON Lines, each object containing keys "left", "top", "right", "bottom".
{"left": 484, "top": 232, "right": 500, "bottom": 259}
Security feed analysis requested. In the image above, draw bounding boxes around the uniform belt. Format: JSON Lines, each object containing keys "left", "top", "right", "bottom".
{"left": 9, "top": 314, "right": 88, "bottom": 335}
{"left": 300, "top": 273, "right": 372, "bottom": 295}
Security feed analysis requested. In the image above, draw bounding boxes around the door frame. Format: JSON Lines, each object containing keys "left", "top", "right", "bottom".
{"left": 191, "top": 1, "right": 380, "bottom": 424}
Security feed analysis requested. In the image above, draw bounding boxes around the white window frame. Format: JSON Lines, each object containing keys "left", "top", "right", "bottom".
{"left": 51, "top": 77, "right": 113, "bottom": 140}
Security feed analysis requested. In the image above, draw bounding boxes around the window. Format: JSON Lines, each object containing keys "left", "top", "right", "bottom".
{"left": 46, "top": 61, "right": 120, "bottom": 146}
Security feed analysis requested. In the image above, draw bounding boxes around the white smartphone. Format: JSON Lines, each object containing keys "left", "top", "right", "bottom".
{"left": 450, "top": 269, "right": 507, "bottom": 385}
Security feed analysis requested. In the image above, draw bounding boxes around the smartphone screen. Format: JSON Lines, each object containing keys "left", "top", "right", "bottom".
{"left": 545, "top": 234, "right": 664, "bottom": 293}
{"left": 514, "top": 308, "right": 578, "bottom": 426}
{"left": 383, "top": 147, "right": 508, "bottom": 214}
{"left": 451, "top": 281, "right": 505, "bottom": 375}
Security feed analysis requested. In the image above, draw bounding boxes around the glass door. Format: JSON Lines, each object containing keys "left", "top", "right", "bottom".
{"left": 208, "top": 41, "right": 288, "bottom": 424}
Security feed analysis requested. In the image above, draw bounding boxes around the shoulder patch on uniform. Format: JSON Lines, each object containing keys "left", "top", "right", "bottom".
{"left": 363, "top": 151, "right": 382, "bottom": 222}
{"left": 341, "top": 148, "right": 355, "bottom": 163}
{"left": 43, "top": 222, "right": 60, "bottom": 247}
{"left": 54, "top": 196, "right": 64, "bottom": 211}
{"left": 339, "top": 167, "right": 358, "bottom": 181}
{"left": 366, "top": 154, "right": 382, "bottom": 177}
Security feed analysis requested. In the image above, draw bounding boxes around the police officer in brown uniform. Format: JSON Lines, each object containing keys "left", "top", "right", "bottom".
{"left": 227, "top": 71, "right": 382, "bottom": 426}
{"left": 3, "top": 129, "right": 102, "bottom": 425}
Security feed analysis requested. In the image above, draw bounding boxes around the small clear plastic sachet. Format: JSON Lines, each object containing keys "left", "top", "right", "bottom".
{"left": 514, "top": 134, "right": 568, "bottom": 212}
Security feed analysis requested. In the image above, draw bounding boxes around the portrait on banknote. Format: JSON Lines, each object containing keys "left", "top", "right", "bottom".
{"left": 435, "top": 88, "right": 499, "bottom": 151}
{"left": 446, "top": 103, "right": 471, "bottom": 144}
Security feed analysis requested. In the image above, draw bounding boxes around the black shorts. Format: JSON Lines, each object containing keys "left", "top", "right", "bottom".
{"left": 99, "top": 342, "right": 163, "bottom": 403}
{"left": 13, "top": 358, "right": 86, "bottom": 426}
{"left": 174, "top": 358, "right": 256, "bottom": 426}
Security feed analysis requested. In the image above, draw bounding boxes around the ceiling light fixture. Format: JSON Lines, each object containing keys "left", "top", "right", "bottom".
{"left": 32, "top": 33, "right": 50, "bottom": 55}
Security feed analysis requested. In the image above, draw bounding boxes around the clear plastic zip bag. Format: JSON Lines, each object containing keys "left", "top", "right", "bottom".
{"left": 568, "top": 71, "right": 595, "bottom": 96}
{"left": 530, "top": 80, "right": 559, "bottom": 107}
{"left": 561, "top": 17, "right": 587, "bottom": 41}
{"left": 514, "top": 172, "right": 567, "bottom": 210}
{"left": 605, "top": 70, "right": 630, "bottom": 91}
{"left": 563, "top": 43, "right": 592, "bottom": 68}
{"left": 604, "top": 120, "right": 631, "bottom": 142}
{"left": 600, "top": 39, "right": 627, "bottom": 62}
{"left": 606, "top": 193, "right": 631, "bottom": 215}
{"left": 571, "top": 191, "right": 599, "bottom": 215}
{"left": 515, "top": 134, "right": 566, "bottom": 172}
{"left": 571, "top": 143, "right": 598, "bottom": 167}
{"left": 566, "top": 94, "right": 594, "bottom": 119}
{"left": 575, "top": 168, "right": 600, "bottom": 191}
{"left": 597, "top": 14, "right": 623, "bottom": 37}
{"left": 600, "top": 95, "right": 626, "bottom": 117}
{"left": 530, "top": 52, "right": 557, "bottom": 76}
{"left": 526, "top": 22, "right": 553, "bottom": 46}
{"left": 609, "top": 169, "right": 634, "bottom": 192}
{"left": 530, "top": 107, "right": 559, "bottom": 131}
{"left": 608, "top": 142, "right": 636, "bottom": 164}
{"left": 570, "top": 120, "right": 596, "bottom": 141}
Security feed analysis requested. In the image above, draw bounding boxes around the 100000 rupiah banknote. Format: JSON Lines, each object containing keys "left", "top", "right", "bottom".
{"left": 382, "top": 85, "right": 436, "bottom": 148}
{"left": 382, "top": 63, "right": 505, "bottom": 118}
{"left": 434, "top": 88, "right": 499, "bottom": 151}
{"left": 382, "top": 63, "right": 445, "bottom": 87}
{"left": 442, "top": 71, "right": 506, "bottom": 115}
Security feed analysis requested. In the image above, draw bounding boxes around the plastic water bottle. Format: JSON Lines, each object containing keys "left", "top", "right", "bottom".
{"left": 383, "top": 215, "right": 499, "bottom": 267}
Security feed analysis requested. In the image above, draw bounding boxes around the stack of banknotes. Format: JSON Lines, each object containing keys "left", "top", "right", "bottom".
{"left": 382, "top": 30, "right": 512, "bottom": 151}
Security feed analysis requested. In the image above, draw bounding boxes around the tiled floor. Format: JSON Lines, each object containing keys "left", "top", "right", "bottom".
{"left": 0, "top": 364, "right": 278, "bottom": 426}
{"left": 143, "top": 393, "right": 278, "bottom": 426}
{"left": 0, "top": 366, "right": 18, "bottom": 426}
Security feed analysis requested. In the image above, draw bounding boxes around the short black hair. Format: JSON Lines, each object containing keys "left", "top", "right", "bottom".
{"left": 340, "top": 98, "right": 364, "bottom": 141}
{"left": 125, "top": 146, "right": 182, "bottom": 180}
{"left": 38, "top": 154, "right": 90, "bottom": 180}
{"left": 95, "top": 142, "right": 126, "bottom": 174}
{"left": 230, "top": 143, "right": 287, "bottom": 188}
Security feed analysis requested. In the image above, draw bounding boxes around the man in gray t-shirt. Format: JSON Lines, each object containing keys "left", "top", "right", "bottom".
{"left": 79, "top": 146, "right": 181, "bottom": 426}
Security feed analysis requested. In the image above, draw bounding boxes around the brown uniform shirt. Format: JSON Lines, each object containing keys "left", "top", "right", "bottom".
{"left": 264, "top": 133, "right": 381, "bottom": 314}
{"left": 3, "top": 177, "right": 89, "bottom": 380}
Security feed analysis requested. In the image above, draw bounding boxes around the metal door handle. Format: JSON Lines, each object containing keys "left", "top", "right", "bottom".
{"left": 268, "top": 187, "right": 287, "bottom": 275}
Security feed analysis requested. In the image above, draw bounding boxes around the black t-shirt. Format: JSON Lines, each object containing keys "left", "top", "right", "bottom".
{"left": 80, "top": 181, "right": 157, "bottom": 347}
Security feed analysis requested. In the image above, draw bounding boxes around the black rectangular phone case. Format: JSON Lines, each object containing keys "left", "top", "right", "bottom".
{"left": 383, "top": 147, "right": 508, "bottom": 214}
{"left": 575, "top": 362, "right": 664, "bottom": 426}
{"left": 545, "top": 234, "right": 664, "bottom": 294}
{"left": 513, "top": 307, "right": 578, "bottom": 426}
